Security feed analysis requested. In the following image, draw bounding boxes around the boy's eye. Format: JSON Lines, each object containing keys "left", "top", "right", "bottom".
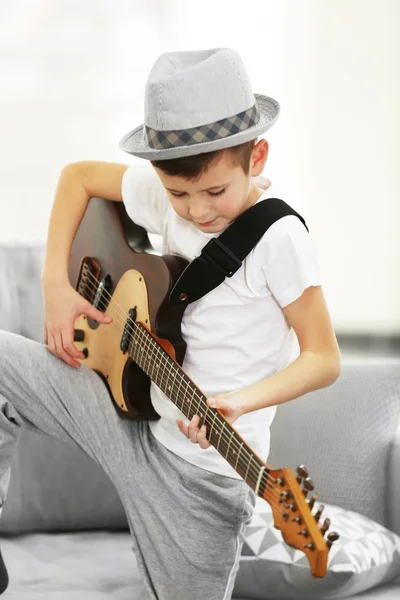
{"left": 170, "top": 188, "right": 226, "bottom": 197}
{"left": 209, "top": 188, "right": 226, "bottom": 196}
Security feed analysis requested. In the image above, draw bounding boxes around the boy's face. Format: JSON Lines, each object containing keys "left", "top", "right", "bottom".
{"left": 153, "top": 140, "right": 268, "bottom": 233}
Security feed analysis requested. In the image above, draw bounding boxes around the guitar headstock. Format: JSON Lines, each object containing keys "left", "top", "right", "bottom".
{"left": 264, "top": 465, "right": 340, "bottom": 578}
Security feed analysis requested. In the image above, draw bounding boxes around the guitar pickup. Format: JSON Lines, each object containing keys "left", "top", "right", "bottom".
{"left": 120, "top": 307, "right": 137, "bottom": 354}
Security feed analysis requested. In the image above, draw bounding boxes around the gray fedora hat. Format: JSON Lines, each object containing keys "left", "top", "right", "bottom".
{"left": 119, "top": 47, "right": 280, "bottom": 160}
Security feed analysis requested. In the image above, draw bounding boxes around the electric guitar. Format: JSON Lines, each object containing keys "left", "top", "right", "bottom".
{"left": 68, "top": 196, "right": 339, "bottom": 578}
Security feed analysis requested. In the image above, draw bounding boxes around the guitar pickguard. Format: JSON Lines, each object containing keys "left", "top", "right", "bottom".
{"left": 74, "top": 268, "right": 155, "bottom": 417}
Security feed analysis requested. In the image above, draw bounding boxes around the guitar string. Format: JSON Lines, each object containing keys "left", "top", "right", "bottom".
{"left": 81, "top": 271, "right": 282, "bottom": 494}
{"left": 79, "top": 275, "right": 317, "bottom": 520}
{"left": 81, "top": 271, "right": 299, "bottom": 509}
{"left": 79, "top": 271, "right": 304, "bottom": 507}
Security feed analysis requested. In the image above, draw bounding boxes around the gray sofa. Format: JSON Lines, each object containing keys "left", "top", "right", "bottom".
{"left": 1, "top": 243, "right": 400, "bottom": 600}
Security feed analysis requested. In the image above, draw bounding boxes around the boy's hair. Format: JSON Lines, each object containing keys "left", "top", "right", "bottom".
{"left": 150, "top": 139, "right": 257, "bottom": 181}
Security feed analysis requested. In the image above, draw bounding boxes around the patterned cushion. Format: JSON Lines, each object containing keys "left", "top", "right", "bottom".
{"left": 234, "top": 497, "right": 400, "bottom": 599}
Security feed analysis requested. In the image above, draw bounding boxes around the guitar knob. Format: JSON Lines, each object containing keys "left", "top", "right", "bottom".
{"left": 308, "top": 493, "right": 318, "bottom": 510}
{"left": 74, "top": 329, "right": 85, "bottom": 342}
{"left": 296, "top": 465, "right": 309, "bottom": 484}
{"left": 314, "top": 504, "right": 325, "bottom": 521}
{"left": 302, "top": 477, "right": 314, "bottom": 498}
{"left": 326, "top": 531, "right": 340, "bottom": 549}
{"left": 320, "top": 518, "right": 331, "bottom": 535}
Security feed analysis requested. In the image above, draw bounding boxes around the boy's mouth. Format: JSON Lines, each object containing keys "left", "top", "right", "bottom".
{"left": 197, "top": 218, "right": 217, "bottom": 226}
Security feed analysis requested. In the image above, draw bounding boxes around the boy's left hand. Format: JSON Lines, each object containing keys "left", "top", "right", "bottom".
{"left": 176, "top": 388, "right": 248, "bottom": 449}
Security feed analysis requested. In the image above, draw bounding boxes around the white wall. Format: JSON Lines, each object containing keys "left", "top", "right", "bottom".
{"left": 0, "top": 0, "right": 398, "bottom": 334}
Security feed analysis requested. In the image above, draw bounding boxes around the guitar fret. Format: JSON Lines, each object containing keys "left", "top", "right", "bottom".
{"left": 255, "top": 466, "right": 267, "bottom": 496}
{"left": 217, "top": 422, "right": 226, "bottom": 452}
{"left": 226, "top": 430, "right": 235, "bottom": 461}
{"left": 157, "top": 344, "right": 168, "bottom": 393}
{"left": 235, "top": 443, "right": 243, "bottom": 471}
{"left": 245, "top": 454, "right": 253, "bottom": 483}
{"left": 189, "top": 386, "right": 196, "bottom": 419}
{"left": 169, "top": 363, "right": 179, "bottom": 399}
{"left": 181, "top": 376, "right": 190, "bottom": 414}
{"left": 173, "top": 369, "right": 184, "bottom": 405}
{"left": 165, "top": 358, "right": 175, "bottom": 395}
{"left": 209, "top": 410, "right": 217, "bottom": 441}
{"left": 147, "top": 337, "right": 156, "bottom": 381}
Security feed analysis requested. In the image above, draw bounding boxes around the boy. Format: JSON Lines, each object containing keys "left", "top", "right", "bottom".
{"left": 0, "top": 48, "right": 340, "bottom": 599}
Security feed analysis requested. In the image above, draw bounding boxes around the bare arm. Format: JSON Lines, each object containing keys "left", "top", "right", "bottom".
{"left": 41, "top": 161, "right": 129, "bottom": 284}
{"left": 40, "top": 161, "right": 129, "bottom": 367}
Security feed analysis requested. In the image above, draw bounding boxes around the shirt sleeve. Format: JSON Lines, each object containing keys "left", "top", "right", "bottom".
{"left": 261, "top": 214, "right": 322, "bottom": 308}
{"left": 121, "top": 163, "right": 170, "bottom": 235}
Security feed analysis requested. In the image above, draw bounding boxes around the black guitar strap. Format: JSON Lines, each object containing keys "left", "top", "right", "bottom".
{"left": 169, "top": 197, "right": 309, "bottom": 307}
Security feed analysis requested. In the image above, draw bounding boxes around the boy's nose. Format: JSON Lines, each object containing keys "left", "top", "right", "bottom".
{"left": 188, "top": 199, "right": 212, "bottom": 222}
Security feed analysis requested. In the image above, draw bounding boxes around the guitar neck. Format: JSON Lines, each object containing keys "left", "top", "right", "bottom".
{"left": 128, "top": 321, "right": 271, "bottom": 497}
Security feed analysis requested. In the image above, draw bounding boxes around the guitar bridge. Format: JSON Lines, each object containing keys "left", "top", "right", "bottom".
{"left": 77, "top": 257, "right": 112, "bottom": 317}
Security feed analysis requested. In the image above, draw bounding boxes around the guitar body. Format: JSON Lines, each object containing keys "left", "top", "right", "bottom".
{"left": 68, "top": 197, "right": 189, "bottom": 420}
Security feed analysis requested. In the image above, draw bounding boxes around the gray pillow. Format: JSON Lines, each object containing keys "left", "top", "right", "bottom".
{"left": 0, "top": 429, "right": 129, "bottom": 534}
{"left": 233, "top": 497, "right": 400, "bottom": 599}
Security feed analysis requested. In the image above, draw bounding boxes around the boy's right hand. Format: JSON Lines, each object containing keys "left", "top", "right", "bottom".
{"left": 41, "top": 280, "right": 112, "bottom": 369}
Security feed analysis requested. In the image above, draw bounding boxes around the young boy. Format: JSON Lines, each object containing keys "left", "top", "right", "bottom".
{"left": 0, "top": 48, "right": 340, "bottom": 599}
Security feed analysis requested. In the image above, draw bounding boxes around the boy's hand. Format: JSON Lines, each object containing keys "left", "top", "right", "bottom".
{"left": 176, "top": 388, "right": 248, "bottom": 449}
{"left": 41, "top": 279, "right": 112, "bottom": 369}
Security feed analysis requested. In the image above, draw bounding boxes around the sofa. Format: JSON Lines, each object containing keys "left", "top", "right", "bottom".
{"left": 0, "top": 242, "right": 400, "bottom": 600}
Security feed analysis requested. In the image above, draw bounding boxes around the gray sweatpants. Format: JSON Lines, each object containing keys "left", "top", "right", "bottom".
{"left": 0, "top": 330, "right": 256, "bottom": 600}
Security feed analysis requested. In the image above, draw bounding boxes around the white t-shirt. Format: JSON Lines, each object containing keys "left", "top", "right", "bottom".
{"left": 121, "top": 163, "right": 322, "bottom": 479}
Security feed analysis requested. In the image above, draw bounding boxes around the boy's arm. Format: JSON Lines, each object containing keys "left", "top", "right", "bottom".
{"left": 214, "top": 285, "right": 341, "bottom": 416}
{"left": 178, "top": 285, "right": 341, "bottom": 449}
{"left": 41, "top": 161, "right": 129, "bottom": 284}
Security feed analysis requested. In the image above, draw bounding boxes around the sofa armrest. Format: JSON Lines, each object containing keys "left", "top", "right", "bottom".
{"left": 387, "top": 415, "right": 400, "bottom": 536}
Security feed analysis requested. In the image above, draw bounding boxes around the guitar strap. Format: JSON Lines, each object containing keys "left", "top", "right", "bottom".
{"left": 169, "top": 197, "right": 309, "bottom": 307}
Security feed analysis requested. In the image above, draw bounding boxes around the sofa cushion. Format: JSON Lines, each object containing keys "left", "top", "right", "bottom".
{"left": 0, "top": 429, "right": 129, "bottom": 534}
{"left": 233, "top": 497, "right": 400, "bottom": 599}
{"left": 1, "top": 530, "right": 148, "bottom": 599}
{"left": 0, "top": 244, "right": 46, "bottom": 343}
{"left": 267, "top": 356, "right": 400, "bottom": 527}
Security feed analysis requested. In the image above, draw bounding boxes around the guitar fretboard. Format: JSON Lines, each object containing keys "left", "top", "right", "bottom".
{"left": 127, "top": 320, "right": 272, "bottom": 496}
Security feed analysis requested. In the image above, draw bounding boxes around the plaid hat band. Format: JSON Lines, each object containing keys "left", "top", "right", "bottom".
{"left": 144, "top": 103, "right": 260, "bottom": 151}
{"left": 119, "top": 48, "right": 280, "bottom": 160}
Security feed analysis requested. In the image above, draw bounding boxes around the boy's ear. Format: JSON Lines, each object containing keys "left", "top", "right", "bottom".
{"left": 250, "top": 139, "right": 269, "bottom": 177}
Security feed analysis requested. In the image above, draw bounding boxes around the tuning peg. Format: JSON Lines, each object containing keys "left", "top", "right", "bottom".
{"left": 296, "top": 465, "right": 309, "bottom": 484}
{"left": 291, "top": 515, "right": 303, "bottom": 524}
{"left": 280, "top": 490, "right": 293, "bottom": 500}
{"left": 326, "top": 531, "right": 340, "bottom": 549}
{"left": 320, "top": 518, "right": 331, "bottom": 535}
{"left": 314, "top": 504, "right": 325, "bottom": 521}
{"left": 307, "top": 493, "right": 318, "bottom": 510}
{"left": 302, "top": 477, "right": 314, "bottom": 498}
{"left": 298, "top": 528, "right": 310, "bottom": 538}
{"left": 303, "top": 541, "right": 315, "bottom": 550}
